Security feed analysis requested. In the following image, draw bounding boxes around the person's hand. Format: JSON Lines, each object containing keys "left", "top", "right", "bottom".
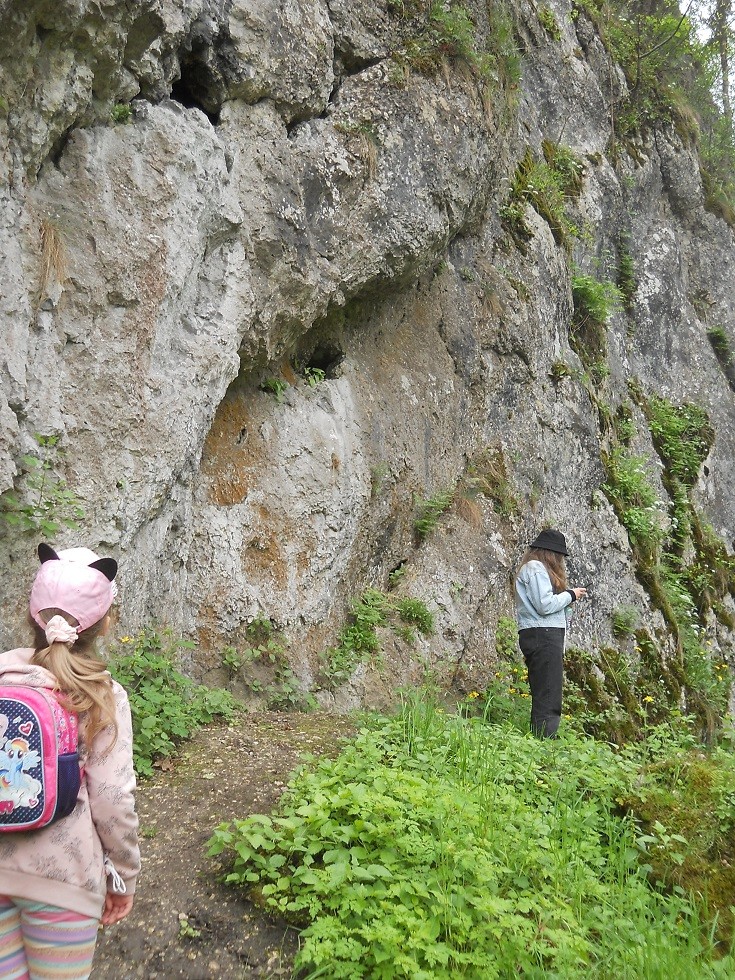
{"left": 572, "top": 587, "right": 588, "bottom": 600}
{"left": 102, "top": 892, "right": 134, "bottom": 926}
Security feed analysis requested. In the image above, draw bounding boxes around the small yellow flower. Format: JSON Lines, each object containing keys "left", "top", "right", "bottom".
{"left": 119, "top": 636, "right": 132, "bottom": 643}
{"left": 467, "top": 691, "right": 480, "bottom": 700}
{"left": 643, "top": 696, "right": 654, "bottom": 703}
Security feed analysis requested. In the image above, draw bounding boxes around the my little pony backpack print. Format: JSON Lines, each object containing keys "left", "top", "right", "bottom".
{"left": 0, "top": 687, "right": 81, "bottom": 831}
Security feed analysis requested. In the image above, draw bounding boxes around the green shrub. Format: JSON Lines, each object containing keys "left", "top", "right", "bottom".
{"left": 210, "top": 697, "right": 734, "bottom": 976}
{"left": 611, "top": 605, "right": 638, "bottom": 638}
{"left": 0, "top": 434, "right": 85, "bottom": 537}
{"left": 108, "top": 628, "right": 238, "bottom": 777}
{"left": 494, "top": 615, "right": 518, "bottom": 660}
{"left": 503, "top": 147, "right": 580, "bottom": 250}
{"left": 414, "top": 489, "right": 454, "bottom": 540}
{"left": 550, "top": 360, "right": 572, "bottom": 383}
{"left": 397, "top": 0, "right": 519, "bottom": 89}
{"left": 302, "top": 366, "right": 326, "bottom": 387}
{"left": 394, "top": 596, "right": 435, "bottom": 634}
{"left": 571, "top": 272, "right": 621, "bottom": 328}
{"left": 707, "top": 325, "right": 733, "bottom": 366}
{"left": 322, "top": 589, "right": 435, "bottom": 685}
{"left": 260, "top": 376, "right": 289, "bottom": 402}
{"left": 542, "top": 139, "right": 585, "bottom": 197}
{"left": 613, "top": 402, "right": 636, "bottom": 445}
{"left": 646, "top": 396, "right": 714, "bottom": 488}
{"left": 570, "top": 273, "right": 620, "bottom": 374}
{"left": 110, "top": 103, "right": 132, "bottom": 124}
{"left": 538, "top": 4, "right": 561, "bottom": 39}
{"left": 616, "top": 232, "right": 636, "bottom": 309}
{"left": 601, "top": 447, "right": 665, "bottom": 560}
{"left": 232, "top": 618, "right": 317, "bottom": 711}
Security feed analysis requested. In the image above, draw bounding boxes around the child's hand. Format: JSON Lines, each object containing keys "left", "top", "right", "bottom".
{"left": 572, "top": 587, "right": 588, "bottom": 600}
{"left": 102, "top": 892, "right": 134, "bottom": 925}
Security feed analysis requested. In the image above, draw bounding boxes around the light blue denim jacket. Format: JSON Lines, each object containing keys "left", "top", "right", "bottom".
{"left": 515, "top": 560, "right": 574, "bottom": 630}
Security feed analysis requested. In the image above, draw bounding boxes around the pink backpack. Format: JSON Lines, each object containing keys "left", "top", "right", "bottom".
{"left": 0, "top": 687, "right": 81, "bottom": 831}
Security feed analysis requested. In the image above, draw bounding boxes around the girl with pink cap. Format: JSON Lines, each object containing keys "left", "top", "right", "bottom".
{"left": 0, "top": 544, "right": 140, "bottom": 978}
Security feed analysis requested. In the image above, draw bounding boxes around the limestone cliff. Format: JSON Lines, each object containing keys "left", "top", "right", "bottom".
{"left": 1, "top": 0, "right": 733, "bottom": 719}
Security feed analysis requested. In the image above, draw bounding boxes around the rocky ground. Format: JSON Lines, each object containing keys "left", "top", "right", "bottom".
{"left": 90, "top": 712, "right": 354, "bottom": 979}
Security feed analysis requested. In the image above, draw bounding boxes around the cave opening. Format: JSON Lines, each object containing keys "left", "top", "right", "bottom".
{"left": 300, "top": 343, "right": 345, "bottom": 379}
{"left": 170, "top": 57, "right": 221, "bottom": 125}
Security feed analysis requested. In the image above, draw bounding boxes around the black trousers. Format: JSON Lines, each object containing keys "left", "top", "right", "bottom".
{"left": 518, "top": 627, "right": 565, "bottom": 737}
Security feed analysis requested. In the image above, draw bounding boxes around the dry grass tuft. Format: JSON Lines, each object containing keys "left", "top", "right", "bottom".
{"left": 39, "top": 218, "right": 66, "bottom": 294}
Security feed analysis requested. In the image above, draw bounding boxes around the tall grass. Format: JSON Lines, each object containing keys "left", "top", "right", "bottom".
{"left": 209, "top": 692, "right": 733, "bottom": 978}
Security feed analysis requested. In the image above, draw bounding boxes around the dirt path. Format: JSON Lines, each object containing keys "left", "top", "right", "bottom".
{"left": 90, "top": 712, "right": 354, "bottom": 979}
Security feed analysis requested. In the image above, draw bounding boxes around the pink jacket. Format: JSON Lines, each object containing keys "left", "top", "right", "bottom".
{"left": 0, "top": 648, "right": 140, "bottom": 917}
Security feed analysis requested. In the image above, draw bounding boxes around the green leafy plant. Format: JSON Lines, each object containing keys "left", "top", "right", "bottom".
{"left": 602, "top": 447, "right": 666, "bottom": 567}
{"left": 260, "top": 377, "right": 289, "bottom": 402}
{"left": 388, "top": 564, "right": 407, "bottom": 588}
{"left": 598, "top": 388, "right": 732, "bottom": 737}
{"left": 646, "top": 397, "right": 714, "bottom": 489}
{"left": 570, "top": 272, "right": 621, "bottom": 377}
{"left": 0, "top": 434, "right": 85, "bottom": 536}
{"left": 235, "top": 618, "right": 316, "bottom": 711}
{"left": 613, "top": 403, "right": 636, "bottom": 445}
{"left": 414, "top": 489, "right": 454, "bottom": 540}
{"left": 542, "top": 140, "right": 585, "bottom": 197}
{"left": 707, "top": 325, "right": 734, "bottom": 368}
{"left": 221, "top": 646, "right": 244, "bottom": 674}
{"left": 177, "top": 913, "right": 201, "bottom": 939}
{"left": 501, "top": 147, "right": 581, "bottom": 252}
{"left": 571, "top": 272, "right": 621, "bottom": 329}
{"left": 611, "top": 605, "right": 638, "bottom": 639}
{"left": 394, "top": 597, "right": 435, "bottom": 635}
{"left": 302, "top": 366, "right": 326, "bottom": 387}
{"left": 494, "top": 615, "right": 518, "bottom": 660}
{"left": 401, "top": 2, "right": 490, "bottom": 77}
{"left": 108, "top": 629, "right": 238, "bottom": 777}
{"left": 394, "top": 0, "right": 519, "bottom": 92}
{"left": 111, "top": 103, "right": 132, "bottom": 124}
{"left": 321, "top": 589, "right": 435, "bottom": 686}
{"left": 550, "top": 360, "right": 572, "bottom": 383}
{"left": 210, "top": 695, "right": 735, "bottom": 976}
{"left": 538, "top": 4, "right": 561, "bottom": 39}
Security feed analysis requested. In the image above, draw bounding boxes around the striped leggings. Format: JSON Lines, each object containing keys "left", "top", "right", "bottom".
{"left": 0, "top": 898, "right": 98, "bottom": 980}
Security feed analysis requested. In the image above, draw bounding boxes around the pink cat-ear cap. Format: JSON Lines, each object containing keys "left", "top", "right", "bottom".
{"left": 30, "top": 543, "right": 118, "bottom": 633}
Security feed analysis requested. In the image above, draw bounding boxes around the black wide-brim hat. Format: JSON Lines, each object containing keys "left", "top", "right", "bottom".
{"left": 530, "top": 529, "right": 569, "bottom": 555}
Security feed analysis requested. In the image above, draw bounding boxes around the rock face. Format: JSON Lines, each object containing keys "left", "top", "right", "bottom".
{"left": 1, "top": 0, "right": 733, "bottom": 714}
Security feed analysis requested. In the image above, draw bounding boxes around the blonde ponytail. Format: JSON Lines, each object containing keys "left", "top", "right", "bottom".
{"left": 31, "top": 609, "right": 118, "bottom": 747}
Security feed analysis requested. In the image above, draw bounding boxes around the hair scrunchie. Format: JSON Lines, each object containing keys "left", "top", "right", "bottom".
{"left": 45, "top": 614, "right": 79, "bottom": 646}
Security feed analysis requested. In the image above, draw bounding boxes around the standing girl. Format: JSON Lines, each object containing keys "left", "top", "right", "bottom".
{"left": 515, "top": 529, "right": 587, "bottom": 737}
{"left": 0, "top": 544, "right": 140, "bottom": 979}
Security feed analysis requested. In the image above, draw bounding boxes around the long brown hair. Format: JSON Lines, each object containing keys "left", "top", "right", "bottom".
{"left": 519, "top": 547, "right": 568, "bottom": 592}
{"left": 31, "top": 609, "right": 117, "bottom": 747}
